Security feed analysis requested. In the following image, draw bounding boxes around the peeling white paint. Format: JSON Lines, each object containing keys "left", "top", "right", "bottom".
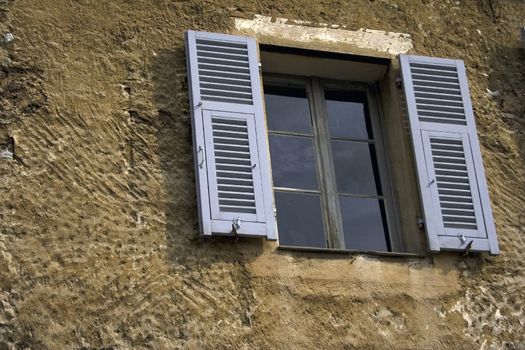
{"left": 0, "top": 148, "right": 13, "bottom": 159}
{"left": 234, "top": 15, "right": 413, "bottom": 55}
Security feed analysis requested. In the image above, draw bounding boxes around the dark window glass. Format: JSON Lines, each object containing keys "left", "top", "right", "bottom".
{"left": 331, "top": 140, "right": 382, "bottom": 196}
{"left": 339, "top": 197, "right": 389, "bottom": 251}
{"left": 269, "top": 134, "right": 319, "bottom": 191}
{"left": 264, "top": 85, "right": 312, "bottom": 134}
{"left": 325, "top": 90, "right": 373, "bottom": 140}
{"left": 275, "top": 192, "right": 326, "bottom": 248}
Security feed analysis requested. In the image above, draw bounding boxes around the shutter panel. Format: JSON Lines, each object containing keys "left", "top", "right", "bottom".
{"left": 400, "top": 54, "right": 499, "bottom": 255}
{"left": 186, "top": 30, "right": 277, "bottom": 239}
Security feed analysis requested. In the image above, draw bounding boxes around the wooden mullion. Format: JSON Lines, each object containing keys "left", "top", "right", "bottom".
{"left": 309, "top": 77, "right": 346, "bottom": 249}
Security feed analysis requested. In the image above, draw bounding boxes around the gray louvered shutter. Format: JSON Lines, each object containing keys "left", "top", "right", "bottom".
{"left": 400, "top": 54, "right": 499, "bottom": 255}
{"left": 185, "top": 30, "right": 277, "bottom": 239}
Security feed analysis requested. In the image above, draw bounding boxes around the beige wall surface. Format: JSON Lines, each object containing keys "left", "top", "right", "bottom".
{"left": 0, "top": 1, "right": 524, "bottom": 349}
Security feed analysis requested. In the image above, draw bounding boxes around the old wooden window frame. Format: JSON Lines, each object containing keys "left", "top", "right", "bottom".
{"left": 264, "top": 73, "right": 401, "bottom": 252}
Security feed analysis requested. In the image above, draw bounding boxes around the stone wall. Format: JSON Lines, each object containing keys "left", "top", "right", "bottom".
{"left": 0, "top": 0, "right": 523, "bottom": 349}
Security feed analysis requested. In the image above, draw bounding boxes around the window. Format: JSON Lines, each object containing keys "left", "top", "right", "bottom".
{"left": 264, "top": 77, "right": 398, "bottom": 251}
{"left": 185, "top": 30, "right": 500, "bottom": 255}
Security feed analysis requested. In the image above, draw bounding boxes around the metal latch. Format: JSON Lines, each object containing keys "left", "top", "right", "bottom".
{"left": 231, "top": 217, "right": 242, "bottom": 236}
{"left": 417, "top": 217, "right": 425, "bottom": 229}
{"left": 458, "top": 234, "right": 474, "bottom": 256}
{"left": 395, "top": 77, "right": 403, "bottom": 88}
{"left": 198, "top": 146, "right": 205, "bottom": 169}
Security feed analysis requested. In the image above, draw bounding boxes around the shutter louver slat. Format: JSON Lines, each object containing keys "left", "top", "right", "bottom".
{"left": 200, "top": 95, "right": 253, "bottom": 105}
{"left": 413, "top": 79, "right": 460, "bottom": 89}
{"left": 412, "top": 74, "right": 459, "bottom": 84}
{"left": 201, "top": 83, "right": 252, "bottom": 93}
{"left": 186, "top": 30, "right": 277, "bottom": 239}
{"left": 411, "top": 68, "right": 458, "bottom": 77}
{"left": 410, "top": 62, "right": 457, "bottom": 72}
{"left": 199, "top": 57, "right": 250, "bottom": 66}
{"left": 199, "top": 63, "right": 250, "bottom": 75}
{"left": 415, "top": 92, "right": 463, "bottom": 101}
{"left": 200, "top": 76, "right": 252, "bottom": 86}
{"left": 196, "top": 38, "right": 248, "bottom": 49}
{"left": 415, "top": 98, "right": 464, "bottom": 107}
{"left": 401, "top": 54, "right": 499, "bottom": 255}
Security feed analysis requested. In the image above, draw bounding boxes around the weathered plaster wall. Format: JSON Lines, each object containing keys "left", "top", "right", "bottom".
{"left": 0, "top": 0, "right": 523, "bottom": 349}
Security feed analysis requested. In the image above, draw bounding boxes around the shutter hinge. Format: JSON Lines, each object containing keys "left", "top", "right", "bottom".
{"left": 258, "top": 62, "right": 262, "bottom": 72}
{"left": 395, "top": 77, "right": 403, "bottom": 88}
{"left": 273, "top": 204, "right": 277, "bottom": 218}
{"left": 417, "top": 217, "right": 425, "bottom": 229}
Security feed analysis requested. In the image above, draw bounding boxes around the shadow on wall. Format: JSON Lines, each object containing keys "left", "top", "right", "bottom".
{"left": 478, "top": 0, "right": 525, "bottom": 157}
{"left": 150, "top": 47, "right": 264, "bottom": 267}
{"left": 477, "top": 0, "right": 525, "bottom": 158}
{"left": 476, "top": 0, "right": 525, "bottom": 21}
{"left": 486, "top": 42, "right": 525, "bottom": 163}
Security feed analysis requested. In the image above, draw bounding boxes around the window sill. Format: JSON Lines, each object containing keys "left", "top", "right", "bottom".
{"left": 277, "top": 245, "right": 427, "bottom": 258}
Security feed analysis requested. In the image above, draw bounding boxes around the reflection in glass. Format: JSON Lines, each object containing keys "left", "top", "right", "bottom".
{"left": 331, "top": 140, "right": 382, "bottom": 195}
{"left": 275, "top": 191, "right": 326, "bottom": 248}
{"left": 325, "top": 90, "right": 372, "bottom": 140}
{"left": 340, "top": 197, "right": 389, "bottom": 251}
{"left": 264, "top": 85, "right": 312, "bottom": 134}
{"left": 269, "top": 134, "right": 318, "bottom": 191}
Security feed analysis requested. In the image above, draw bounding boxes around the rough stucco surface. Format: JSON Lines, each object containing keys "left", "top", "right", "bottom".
{"left": 0, "top": 0, "right": 524, "bottom": 349}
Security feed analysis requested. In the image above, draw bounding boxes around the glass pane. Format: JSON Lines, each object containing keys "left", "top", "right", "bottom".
{"left": 340, "top": 197, "right": 389, "bottom": 251}
{"left": 325, "top": 90, "right": 373, "bottom": 140}
{"left": 264, "top": 85, "right": 312, "bottom": 134}
{"left": 331, "top": 140, "right": 382, "bottom": 195}
{"left": 275, "top": 192, "right": 326, "bottom": 248}
{"left": 269, "top": 134, "right": 318, "bottom": 191}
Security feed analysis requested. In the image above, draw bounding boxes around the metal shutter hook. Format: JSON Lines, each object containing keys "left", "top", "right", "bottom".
{"left": 198, "top": 146, "right": 205, "bottom": 169}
